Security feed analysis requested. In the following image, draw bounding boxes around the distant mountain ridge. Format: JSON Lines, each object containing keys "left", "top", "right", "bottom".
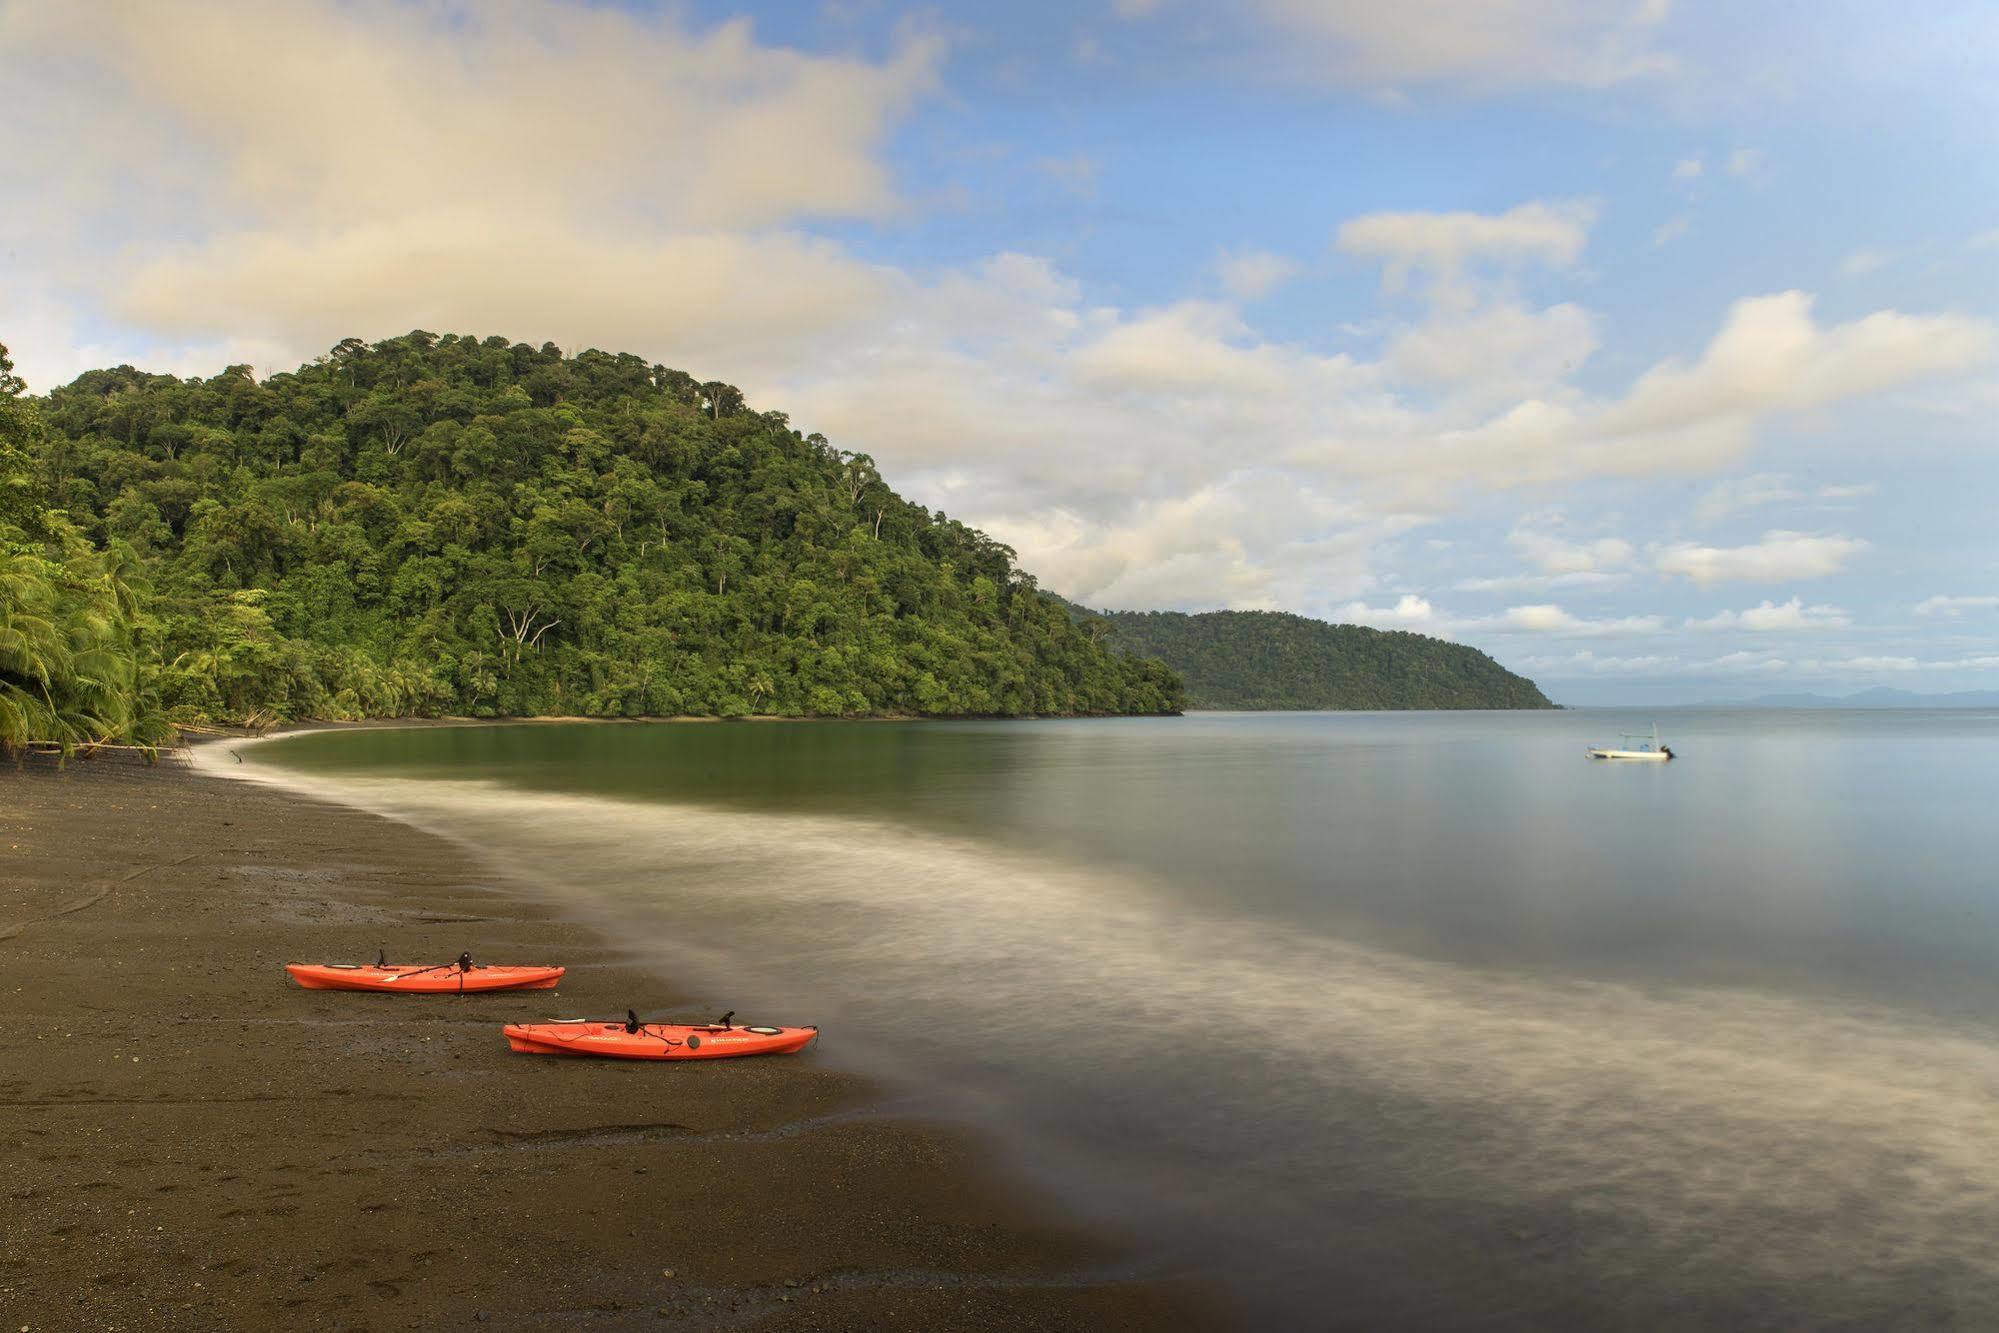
{"left": 1065, "top": 605, "right": 1556, "bottom": 711}
{"left": 1702, "top": 688, "right": 1999, "bottom": 709}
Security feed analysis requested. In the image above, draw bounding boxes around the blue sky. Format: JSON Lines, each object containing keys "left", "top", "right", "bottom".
{"left": 3, "top": 0, "right": 1996, "bottom": 702}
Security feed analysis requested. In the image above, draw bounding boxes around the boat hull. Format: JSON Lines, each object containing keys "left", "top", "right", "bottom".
{"left": 1585, "top": 749, "right": 1671, "bottom": 761}
{"left": 503, "top": 1020, "right": 818, "bottom": 1060}
{"left": 286, "top": 963, "right": 565, "bottom": 992}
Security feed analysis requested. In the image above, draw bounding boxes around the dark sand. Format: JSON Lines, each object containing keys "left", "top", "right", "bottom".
{"left": 1, "top": 757, "right": 1219, "bottom": 1330}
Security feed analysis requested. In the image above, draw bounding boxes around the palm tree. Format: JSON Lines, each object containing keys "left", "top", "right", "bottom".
{"left": 0, "top": 553, "right": 66, "bottom": 750}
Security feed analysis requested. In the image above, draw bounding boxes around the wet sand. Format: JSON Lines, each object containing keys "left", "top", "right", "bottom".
{"left": 0, "top": 757, "right": 1218, "bottom": 1330}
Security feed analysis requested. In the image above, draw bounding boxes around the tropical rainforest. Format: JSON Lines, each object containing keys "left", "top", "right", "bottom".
{"left": 1076, "top": 608, "right": 1555, "bottom": 710}
{"left": 1, "top": 331, "right": 1182, "bottom": 752}
{"left": 1, "top": 346, "right": 174, "bottom": 753}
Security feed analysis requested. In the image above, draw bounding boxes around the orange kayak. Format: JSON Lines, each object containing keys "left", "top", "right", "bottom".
{"left": 286, "top": 958, "right": 564, "bottom": 993}
{"left": 504, "top": 1015, "right": 817, "bottom": 1060}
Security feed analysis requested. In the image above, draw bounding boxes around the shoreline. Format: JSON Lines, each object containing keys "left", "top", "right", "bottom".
{"left": 0, "top": 757, "right": 1219, "bottom": 1329}
{"left": 175, "top": 706, "right": 1186, "bottom": 739}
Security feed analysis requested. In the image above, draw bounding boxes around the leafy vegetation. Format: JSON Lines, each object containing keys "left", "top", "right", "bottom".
{"left": 1071, "top": 607, "right": 1554, "bottom": 710}
{"left": 17, "top": 332, "right": 1181, "bottom": 732}
{"left": 0, "top": 344, "right": 172, "bottom": 754}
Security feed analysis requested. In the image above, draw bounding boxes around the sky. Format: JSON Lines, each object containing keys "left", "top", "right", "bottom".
{"left": 3, "top": 0, "right": 1996, "bottom": 704}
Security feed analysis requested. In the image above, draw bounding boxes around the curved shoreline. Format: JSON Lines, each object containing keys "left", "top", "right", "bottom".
{"left": 1, "top": 751, "right": 1221, "bottom": 1328}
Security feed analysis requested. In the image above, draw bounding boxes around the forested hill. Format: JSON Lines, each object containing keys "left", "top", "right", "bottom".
{"left": 11, "top": 331, "right": 1181, "bottom": 741}
{"left": 1071, "top": 607, "right": 1555, "bottom": 710}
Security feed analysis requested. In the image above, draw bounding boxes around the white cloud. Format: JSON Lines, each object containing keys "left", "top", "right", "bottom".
{"left": 1653, "top": 216, "right": 1690, "bottom": 246}
{"left": 1, "top": 0, "right": 943, "bottom": 390}
{"left": 1023, "top": 479, "right": 1409, "bottom": 613}
{"left": 1314, "top": 291, "right": 1989, "bottom": 496}
{"left": 1216, "top": 249, "right": 1301, "bottom": 301}
{"left": 1332, "top": 204, "right": 1606, "bottom": 413}
{"left": 1515, "top": 649, "right": 1675, "bottom": 675}
{"left": 1672, "top": 157, "right": 1704, "bottom": 180}
{"left": 1477, "top": 604, "right": 1665, "bottom": 637}
{"left": 1385, "top": 301, "right": 1599, "bottom": 401}
{"left": 1605, "top": 292, "right": 1988, "bottom": 438}
{"left": 1710, "top": 651, "right": 1792, "bottom": 674}
{"left": 1508, "top": 291, "right": 1997, "bottom": 481}
{"left": 1695, "top": 472, "right": 1802, "bottom": 523}
{"left": 1036, "top": 154, "right": 1101, "bottom": 194}
{"left": 1456, "top": 514, "right": 1635, "bottom": 594}
{"left": 1524, "top": 650, "right": 1999, "bottom": 682}
{"left": 1336, "top": 598, "right": 1664, "bottom": 639}
{"left": 1805, "top": 655, "right": 1999, "bottom": 673}
{"left": 1507, "top": 520, "right": 1635, "bottom": 576}
{"left": 1839, "top": 249, "right": 1896, "bottom": 277}
{"left": 1824, "top": 656, "right": 1922, "bottom": 673}
{"left": 1725, "top": 147, "right": 1766, "bottom": 178}
{"left": 1696, "top": 474, "right": 1878, "bottom": 523}
{"left": 1654, "top": 531, "right": 1869, "bottom": 586}
{"left": 1686, "top": 597, "right": 1852, "bottom": 631}
{"left": 1455, "top": 571, "right": 1623, "bottom": 593}
{"left": 1336, "top": 201, "right": 1595, "bottom": 294}
{"left": 1900, "top": 376, "right": 1999, "bottom": 421}
{"left": 1240, "top": 0, "right": 1677, "bottom": 88}
{"left": 1914, "top": 594, "right": 1999, "bottom": 617}
{"left": 1334, "top": 594, "right": 1441, "bottom": 630}
{"left": 1068, "top": 300, "right": 1355, "bottom": 398}
{"left": 1516, "top": 650, "right": 1798, "bottom": 679}
{"left": 113, "top": 219, "right": 898, "bottom": 377}
{"left": 5, "top": 2, "right": 942, "bottom": 233}
{"left": 0, "top": 295, "right": 307, "bottom": 394}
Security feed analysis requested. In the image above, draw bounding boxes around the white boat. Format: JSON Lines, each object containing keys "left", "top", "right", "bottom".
{"left": 1587, "top": 723, "right": 1675, "bottom": 761}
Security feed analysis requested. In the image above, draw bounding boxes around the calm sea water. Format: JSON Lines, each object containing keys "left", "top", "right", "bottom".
{"left": 238, "top": 710, "right": 1999, "bottom": 1328}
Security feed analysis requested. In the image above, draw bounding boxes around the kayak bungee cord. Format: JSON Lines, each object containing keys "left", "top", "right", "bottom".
{"left": 618, "top": 1009, "right": 739, "bottom": 1050}
{"left": 604, "top": 1012, "right": 685, "bottom": 1052}
{"left": 366, "top": 950, "right": 478, "bottom": 989}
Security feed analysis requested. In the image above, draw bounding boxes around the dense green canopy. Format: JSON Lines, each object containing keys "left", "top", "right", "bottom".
{"left": 1074, "top": 607, "right": 1554, "bottom": 710}
{"left": 1, "top": 344, "right": 172, "bottom": 753}
{"left": 15, "top": 332, "right": 1180, "bottom": 733}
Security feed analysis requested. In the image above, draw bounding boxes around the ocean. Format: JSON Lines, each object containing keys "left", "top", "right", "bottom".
{"left": 235, "top": 709, "right": 1999, "bottom": 1327}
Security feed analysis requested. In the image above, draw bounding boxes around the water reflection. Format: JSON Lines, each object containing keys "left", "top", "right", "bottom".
{"left": 260, "top": 710, "right": 1999, "bottom": 1019}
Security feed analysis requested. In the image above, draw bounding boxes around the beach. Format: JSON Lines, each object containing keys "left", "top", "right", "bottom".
{"left": 0, "top": 755, "right": 1216, "bottom": 1330}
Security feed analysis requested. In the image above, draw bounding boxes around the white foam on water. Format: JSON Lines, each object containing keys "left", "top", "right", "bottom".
{"left": 204, "top": 738, "right": 1999, "bottom": 1316}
